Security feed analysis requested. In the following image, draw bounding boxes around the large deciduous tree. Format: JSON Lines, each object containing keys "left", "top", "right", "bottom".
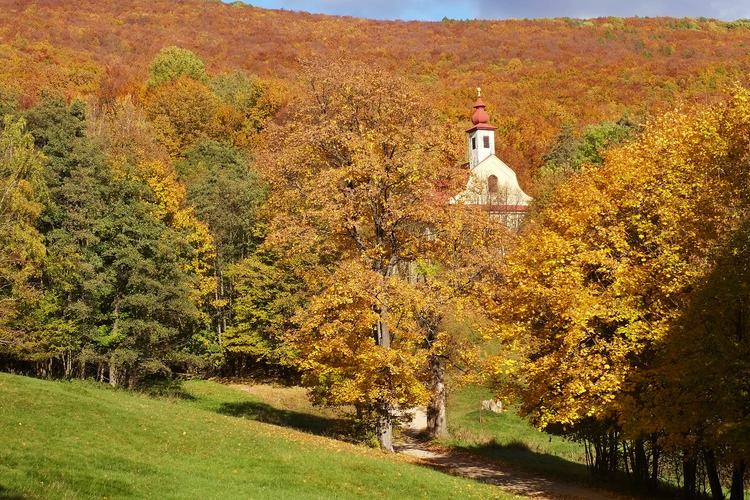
{"left": 258, "top": 61, "right": 504, "bottom": 449}
{"left": 147, "top": 46, "right": 208, "bottom": 88}
{"left": 492, "top": 86, "right": 750, "bottom": 495}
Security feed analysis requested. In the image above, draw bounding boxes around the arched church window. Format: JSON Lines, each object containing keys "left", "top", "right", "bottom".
{"left": 483, "top": 136, "right": 490, "bottom": 148}
{"left": 488, "top": 175, "right": 499, "bottom": 194}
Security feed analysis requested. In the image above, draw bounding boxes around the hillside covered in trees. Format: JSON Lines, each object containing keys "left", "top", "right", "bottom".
{"left": 2, "top": 1, "right": 750, "bottom": 498}
{"left": 3, "top": 0, "right": 750, "bottom": 186}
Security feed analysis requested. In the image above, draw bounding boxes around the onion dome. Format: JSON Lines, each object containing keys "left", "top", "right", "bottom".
{"left": 471, "top": 97, "right": 490, "bottom": 125}
{"left": 466, "top": 89, "right": 496, "bottom": 132}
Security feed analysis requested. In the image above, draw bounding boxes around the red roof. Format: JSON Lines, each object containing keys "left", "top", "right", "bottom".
{"left": 466, "top": 95, "right": 496, "bottom": 132}
{"left": 480, "top": 204, "right": 530, "bottom": 213}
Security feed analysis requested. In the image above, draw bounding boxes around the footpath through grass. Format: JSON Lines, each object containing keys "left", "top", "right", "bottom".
{"left": 0, "top": 373, "right": 516, "bottom": 499}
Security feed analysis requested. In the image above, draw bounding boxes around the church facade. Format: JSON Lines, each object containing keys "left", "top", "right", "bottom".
{"left": 452, "top": 90, "right": 532, "bottom": 227}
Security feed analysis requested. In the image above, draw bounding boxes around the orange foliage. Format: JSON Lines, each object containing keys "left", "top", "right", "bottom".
{"left": 2, "top": 1, "right": 750, "bottom": 187}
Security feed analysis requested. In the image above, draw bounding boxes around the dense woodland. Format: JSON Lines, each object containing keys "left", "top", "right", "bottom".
{"left": 3, "top": 0, "right": 750, "bottom": 187}
{"left": 1, "top": 1, "right": 750, "bottom": 498}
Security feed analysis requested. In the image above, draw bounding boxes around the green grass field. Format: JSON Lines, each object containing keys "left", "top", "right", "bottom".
{"left": 0, "top": 373, "right": 516, "bottom": 499}
{"left": 445, "top": 385, "right": 590, "bottom": 481}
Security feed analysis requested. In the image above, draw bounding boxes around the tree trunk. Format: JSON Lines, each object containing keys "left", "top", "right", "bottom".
{"left": 375, "top": 316, "right": 393, "bottom": 451}
{"left": 426, "top": 355, "right": 448, "bottom": 439}
{"left": 109, "top": 359, "right": 118, "bottom": 388}
{"left": 634, "top": 438, "right": 648, "bottom": 484}
{"left": 609, "top": 431, "right": 619, "bottom": 475}
{"left": 703, "top": 449, "right": 723, "bottom": 500}
{"left": 66, "top": 351, "right": 73, "bottom": 379}
{"left": 623, "top": 440, "right": 632, "bottom": 477}
{"left": 376, "top": 317, "right": 391, "bottom": 349}
{"left": 376, "top": 405, "right": 393, "bottom": 452}
{"left": 683, "top": 452, "right": 697, "bottom": 499}
{"left": 651, "top": 436, "right": 661, "bottom": 491}
{"left": 592, "top": 434, "right": 605, "bottom": 476}
{"left": 730, "top": 459, "right": 745, "bottom": 500}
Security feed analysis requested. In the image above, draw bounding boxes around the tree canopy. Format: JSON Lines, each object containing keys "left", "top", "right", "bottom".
{"left": 255, "top": 61, "right": 510, "bottom": 449}
{"left": 147, "top": 46, "right": 208, "bottom": 88}
{"left": 491, "top": 86, "right": 750, "bottom": 495}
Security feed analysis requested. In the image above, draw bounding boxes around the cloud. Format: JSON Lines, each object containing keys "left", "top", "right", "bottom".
{"left": 240, "top": 0, "right": 750, "bottom": 20}
{"left": 243, "top": 0, "right": 467, "bottom": 20}
{"left": 474, "top": 0, "right": 750, "bottom": 20}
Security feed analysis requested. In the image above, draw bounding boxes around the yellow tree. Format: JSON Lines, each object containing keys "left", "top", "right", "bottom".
{"left": 0, "top": 116, "right": 46, "bottom": 353}
{"left": 491, "top": 85, "right": 750, "bottom": 492}
{"left": 144, "top": 48, "right": 284, "bottom": 156}
{"left": 257, "top": 61, "right": 501, "bottom": 449}
{"left": 145, "top": 76, "right": 220, "bottom": 156}
{"left": 418, "top": 203, "right": 513, "bottom": 437}
{"left": 622, "top": 87, "right": 750, "bottom": 499}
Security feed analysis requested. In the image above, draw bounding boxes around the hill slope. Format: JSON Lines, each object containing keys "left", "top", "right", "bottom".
{"left": 0, "top": 373, "right": 512, "bottom": 499}
{"left": 2, "top": 0, "right": 750, "bottom": 184}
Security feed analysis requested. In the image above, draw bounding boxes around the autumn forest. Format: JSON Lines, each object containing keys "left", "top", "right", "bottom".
{"left": 1, "top": 0, "right": 750, "bottom": 498}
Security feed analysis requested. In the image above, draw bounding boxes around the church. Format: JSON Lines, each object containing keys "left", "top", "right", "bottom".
{"left": 452, "top": 90, "right": 532, "bottom": 227}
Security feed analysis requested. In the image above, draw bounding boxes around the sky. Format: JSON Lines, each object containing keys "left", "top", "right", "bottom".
{"left": 233, "top": 0, "right": 750, "bottom": 21}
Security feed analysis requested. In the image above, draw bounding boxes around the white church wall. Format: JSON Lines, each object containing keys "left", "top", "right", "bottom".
{"left": 460, "top": 156, "right": 532, "bottom": 206}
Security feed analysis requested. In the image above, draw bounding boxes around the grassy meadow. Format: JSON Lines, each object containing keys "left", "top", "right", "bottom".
{"left": 445, "top": 385, "right": 590, "bottom": 481}
{"left": 0, "top": 373, "right": 516, "bottom": 499}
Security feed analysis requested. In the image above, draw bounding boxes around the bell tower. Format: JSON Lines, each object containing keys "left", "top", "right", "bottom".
{"left": 467, "top": 87, "right": 496, "bottom": 169}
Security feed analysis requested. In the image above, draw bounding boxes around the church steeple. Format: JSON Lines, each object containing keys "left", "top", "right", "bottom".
{"left": 466, "top": 88, "right": 496, "bottom": 169}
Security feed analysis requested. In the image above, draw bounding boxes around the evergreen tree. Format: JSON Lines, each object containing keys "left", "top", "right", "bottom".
{"left": 23, "top": 97, "right": 204, "bottom": 385}
{"left": 177, "top": 140, "right": 265, "bottom": 264}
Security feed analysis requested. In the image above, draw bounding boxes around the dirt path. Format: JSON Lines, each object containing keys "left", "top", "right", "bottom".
{"left": 395, "top": 440, "right": 632, "bottom": 499}
{"left": 395, "top": 408, "right": 628, "bottom": 500}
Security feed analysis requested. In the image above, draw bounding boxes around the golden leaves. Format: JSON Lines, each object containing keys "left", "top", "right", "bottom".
{"left": 258, "top": 62, "right": 507, "bottom": 415}
{"left": 493, "top": 86, "right": 750, "bottom": 433}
